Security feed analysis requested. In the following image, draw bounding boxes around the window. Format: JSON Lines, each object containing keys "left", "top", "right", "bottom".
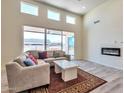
{"left": 63, "top": 32, "right": 74, "bottom": 59}
{"left": 21, "top": 1, "right": 38, "bottom": 16}
{"left": 66, "top": 15, "right": 76, "bottom": 24}
{"left": 24, "top": 26, "right": 45, "bottom": 51}
{"left": 46, "top": 29, "right": 62, "bottom": 50}
{"left": 48, "top": 10, "right": 60, "bottom": 21}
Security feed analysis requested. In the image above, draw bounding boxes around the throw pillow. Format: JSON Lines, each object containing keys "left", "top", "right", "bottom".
{"left": 14, "top": 57, "right": 26, "bottom": 67}
{"left": 28, "top": 53, "right": 38, "bottom": 64}
{"left": 53, "top": 51, "right": 60, "bottom": 58}
{"left": 58, "top": 51, "right": 65, "bottom": 57}
{"left": 23, "top": 53, "right": 29, "bottom": 58}
{"left": 24, "top": 58, "right": 35, "bottom": 66}
{"left": 26, "top": 50, "right": 39, "bottom": 59}
{"left": 39, "top": 51, "right": 47, "bottom": 59}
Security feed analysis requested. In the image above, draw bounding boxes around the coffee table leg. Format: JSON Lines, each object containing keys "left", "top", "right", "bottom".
{"left": 62, "top": 68, "right": 77, "bottom": 82}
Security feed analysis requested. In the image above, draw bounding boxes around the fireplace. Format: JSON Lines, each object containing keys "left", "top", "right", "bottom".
{"left": 101, "top": 48, "right": 120, "bottom": 56}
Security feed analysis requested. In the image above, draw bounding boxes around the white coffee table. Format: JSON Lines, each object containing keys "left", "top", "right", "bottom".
{"left": 54, "top": 60, "right": 78, "bottom": 82}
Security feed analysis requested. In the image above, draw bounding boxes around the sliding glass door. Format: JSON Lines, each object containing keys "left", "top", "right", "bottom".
{"left": 63, "top": 32, "right": 74, "bottom": 59}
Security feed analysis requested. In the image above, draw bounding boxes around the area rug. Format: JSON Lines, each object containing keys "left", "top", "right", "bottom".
{"left": 29, "top": 67, "right": 107, "bottom": 93}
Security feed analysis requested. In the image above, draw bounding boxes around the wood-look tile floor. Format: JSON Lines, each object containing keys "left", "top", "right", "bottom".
{"left": 1, "top": 60, "right": 123, "bottom": 93}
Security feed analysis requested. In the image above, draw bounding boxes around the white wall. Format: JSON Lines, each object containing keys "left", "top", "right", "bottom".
{"left": 82, "top": 0, "right": 123, "bottom": 70}
{"left": 2, "top": 0, "right": 122, "bottom": 70}
{"left": 1, "top": 0, "right": 83, "bottom": 70}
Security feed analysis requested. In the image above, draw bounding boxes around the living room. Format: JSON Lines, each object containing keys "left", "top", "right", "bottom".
{"left": 1, "top": 0, "right": 123, "bottom": 93}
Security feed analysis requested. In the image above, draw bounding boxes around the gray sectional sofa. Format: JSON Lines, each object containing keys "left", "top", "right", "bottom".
{"left": 26, "top": 50, "right": 70, "bottom": 66}
{"left": 6, "top": 50, "right": 70, "bottom": 93}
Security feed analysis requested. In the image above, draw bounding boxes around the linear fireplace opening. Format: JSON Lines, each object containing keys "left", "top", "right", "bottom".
{"left": 101, "top": 48, "right": 121, "bottom": 57}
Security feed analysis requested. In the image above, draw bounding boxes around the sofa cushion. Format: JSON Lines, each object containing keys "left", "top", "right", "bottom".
{"left": 14, "top": 58, "right": 26, "bottom": 67}
{"left": 53, "top": 52, "right": 60, "bottom": 58}
{"left": 39, "top": 51, "right": 47, "bottom": 59}
{"left": 14, "top": 54, "right": 27, "bottom": 67}
{"left": 53, "top": 50, "right": 65, "bottom": 57}
{"left": 44, "top": 58, "right": 55, "bottom": 62}
{"left": 24, "top": 58, "right": 35, "bottom": 66}
{"left": 26, "top": 50, "right": 39, "bottom": 59}
{"left": 44, "top": 58, "right": 55, "bottom": 66}
{"left": 47, "top": 51, "right": 54, "bottom": 58}
{"left": 20, "top": 54, "right": 27, "bottom": 61}
{"left": 55, "top": 57, "right": 68, "bottom": 60}
{"left": 37, "top": 59, "right": 46, "bottom": 64}
{"left": 28, "top": 53, "right": 38, "bottom": 64}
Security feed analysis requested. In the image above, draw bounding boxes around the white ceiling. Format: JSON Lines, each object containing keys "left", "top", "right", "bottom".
{"left": 34, "top": 0, "right": 108, "bottom": 15}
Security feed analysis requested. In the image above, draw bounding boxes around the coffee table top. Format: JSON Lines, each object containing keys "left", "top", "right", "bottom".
{"left": 54, "top": 60, "right": 78, "bottom": 69}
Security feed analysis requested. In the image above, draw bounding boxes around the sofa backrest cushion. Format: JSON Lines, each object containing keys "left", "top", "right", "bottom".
{"left": 26, "top": 50, "right": 39, "bottom": 59}
{"left": 24, "top": 58, "right": 35, "bottom": 66}
{"left": 53, "top": 50, "right": 65, "bottom": 57}
{"left": 14, "top": 54, "right": 27, "bottom": 67}
{"left": 53, "top": 52, "right": 60, "bottom": 58}
{"left": 47, "top": 51, "right": 54, "bottom": 58}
